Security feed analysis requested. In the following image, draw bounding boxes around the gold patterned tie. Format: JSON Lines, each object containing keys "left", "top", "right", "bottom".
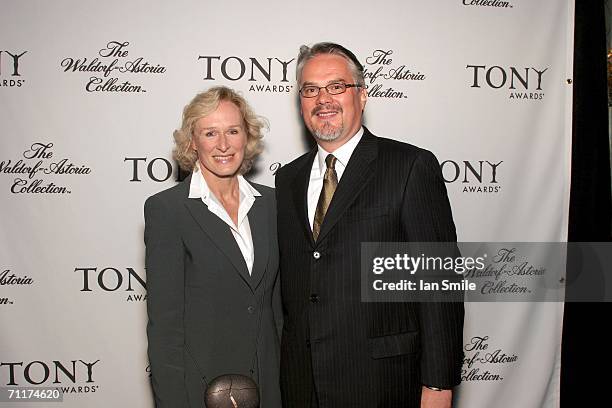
{"left": 313, "top": 154, "right": 338, "bottom": 241}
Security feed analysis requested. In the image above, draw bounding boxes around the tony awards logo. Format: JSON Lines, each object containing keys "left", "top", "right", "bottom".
{"left": 0, "top": 359, "right": 101, "bottom": 394}
{"left": 0, "top": 50, "right": 27, "bottom": 88}
{"left": 124, "top": 156, "right": 182, "bottom": 183}
{"left": 60, "top": 41, "right": 166, "bottom": 93}
{"left": 466, "top": 65, "right": 548, "bottom": 100}
{"left": 197, "top": 54, "right": 295, "bottom": 93}
{"left": 74, "top": 266, "right": 147, "bottom": 302}
{"left": 441, "top": 160, "right": 503, "bottom": 194}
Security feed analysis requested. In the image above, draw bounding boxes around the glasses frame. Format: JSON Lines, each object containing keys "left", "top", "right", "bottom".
{"left": 299, "top": 82, "right": 362, "bottom": 98}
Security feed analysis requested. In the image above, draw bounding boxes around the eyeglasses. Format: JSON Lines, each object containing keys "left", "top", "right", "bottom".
{"left": 299, "top": 82, "right": 362, "bottom": 98}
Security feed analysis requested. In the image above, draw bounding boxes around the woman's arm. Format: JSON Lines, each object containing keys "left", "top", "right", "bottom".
{"left": 144, "top": 195, "right": 189, "bottom": 408}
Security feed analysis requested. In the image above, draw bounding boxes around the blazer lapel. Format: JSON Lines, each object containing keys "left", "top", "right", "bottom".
{"left": 315, "top": 129, "right": 378, "bottom": 243}
{"left": 291, "top": 149, "right": 317, "bottom": 247}
{"left": 248, "top": 193, "right": 269, "bottom": 290}
{"left": 184, "top": 196, "right": 253, "bottom": 291}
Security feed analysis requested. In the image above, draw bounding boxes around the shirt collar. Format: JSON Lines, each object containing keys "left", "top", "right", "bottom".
{"left": 188, "top": 164, "right": 261, "bottom": 204}
{"left": 315, "top": 126, "right": 364, "bottom": 176}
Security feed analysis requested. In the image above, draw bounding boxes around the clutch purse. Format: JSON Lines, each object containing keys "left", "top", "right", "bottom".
{"left": 204, "top": 374, "right": 259, "bottom": 408}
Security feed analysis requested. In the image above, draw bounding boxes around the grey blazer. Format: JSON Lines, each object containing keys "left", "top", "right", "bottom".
{"left": 144, "top": 175, "right": 282, "bottom": 408}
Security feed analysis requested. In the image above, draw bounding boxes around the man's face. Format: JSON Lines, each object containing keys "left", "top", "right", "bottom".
{"left": 299, "top": 54, "right": 367, "bottom": 150}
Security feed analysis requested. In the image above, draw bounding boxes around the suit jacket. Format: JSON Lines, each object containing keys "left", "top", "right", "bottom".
{"left": 144, "top": 175, "right": 282, "bottom": 408}
{"left": 275, "top": 128, "right": 464, "bottom": 408}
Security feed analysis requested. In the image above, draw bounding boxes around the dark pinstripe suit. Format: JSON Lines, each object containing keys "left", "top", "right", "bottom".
{"left": 275, "top": 128, "right": 464, "bottom": 408}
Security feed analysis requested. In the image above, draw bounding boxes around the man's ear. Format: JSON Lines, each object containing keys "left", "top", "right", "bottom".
{"left": 360, "top": 87, "right": 367, "bottom": 111}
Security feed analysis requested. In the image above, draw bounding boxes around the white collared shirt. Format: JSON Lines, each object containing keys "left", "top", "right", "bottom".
{"left": 307, "top": 127, "right": 364, "bottom": 229}
{"left": 188, "top": 166, "right": 261, "bottom": 275}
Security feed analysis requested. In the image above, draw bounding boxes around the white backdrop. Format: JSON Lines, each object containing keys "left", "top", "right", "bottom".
{"left": 0, "top": 1, "right": 574, "bottom": 407}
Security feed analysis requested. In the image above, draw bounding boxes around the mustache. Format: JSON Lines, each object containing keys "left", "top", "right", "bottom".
{"left": 311, "top": 104, "right": 343, "bottom": 116}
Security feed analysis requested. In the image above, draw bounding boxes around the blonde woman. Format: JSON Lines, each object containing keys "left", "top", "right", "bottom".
{"left": 144, "top": 87, "right": 281, "bottom": 407}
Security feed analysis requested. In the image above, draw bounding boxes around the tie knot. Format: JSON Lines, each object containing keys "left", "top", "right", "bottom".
{"left": 325, "top": 154, "right": 337, "bottom": 170}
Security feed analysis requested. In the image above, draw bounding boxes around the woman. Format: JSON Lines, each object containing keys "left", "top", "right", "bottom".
{"left": 144, "top": 87, "right": 282, "bottom": 408}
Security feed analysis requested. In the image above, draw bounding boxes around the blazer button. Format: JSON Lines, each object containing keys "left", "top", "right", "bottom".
{"left": 306, "top": 340, "right": 311, "bottom": 348}
{"left": 247, "top": 306, "right": 255, "bottom": 314}
{"left": 313, "top": 251, "right": 321, "bottom": 259}
{"left": 309, "top": 294, "right": 319, "bottom": 303}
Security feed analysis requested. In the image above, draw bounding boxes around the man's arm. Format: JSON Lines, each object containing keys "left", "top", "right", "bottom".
{"left": 400, "top": 149, "right": 464, "bottom": 407}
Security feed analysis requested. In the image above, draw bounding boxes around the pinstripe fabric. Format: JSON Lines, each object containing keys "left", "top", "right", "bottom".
{"left": 275, "top": 129, "right": 464, "bottom": 408}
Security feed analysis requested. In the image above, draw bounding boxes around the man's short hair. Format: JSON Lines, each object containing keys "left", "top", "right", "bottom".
{"left": 296, "top": 42, "right": 365, "bottom": 87}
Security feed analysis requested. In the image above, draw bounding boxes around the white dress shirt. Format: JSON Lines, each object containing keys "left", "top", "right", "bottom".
{"left": 307, "top": 127, "right": 364, "bottom": 229}
{"left": 188, "top": 166, "right": 260, "bottom": 275}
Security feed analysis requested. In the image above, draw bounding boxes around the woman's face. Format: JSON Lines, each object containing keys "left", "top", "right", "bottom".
{"left": 191, "top": 100, "right": 247, "bottom": 180}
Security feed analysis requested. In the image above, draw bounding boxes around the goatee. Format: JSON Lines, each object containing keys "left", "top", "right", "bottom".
{"left": 311, "top": 104, "right": 344, "bottom": 141}
{"left": 313, "top": 123, "right": 344, "bottom": 141}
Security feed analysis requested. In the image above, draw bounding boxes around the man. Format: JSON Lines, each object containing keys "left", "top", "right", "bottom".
{"left": 275, "top": 42, "right": 464, "bottom": 408}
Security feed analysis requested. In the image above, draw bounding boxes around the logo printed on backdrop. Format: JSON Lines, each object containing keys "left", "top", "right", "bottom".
{"left": 271, "top": 161, "right": 499, "bottom": 189}
{"left": 60, "top": 41, "right": 166, "bottom": 93}
{"left": 363, "top": 49, "right": 426, "bottom": 99}
{"left": 462, "top": 335, "right": 518, "bottom": 381}
{"left": 124, "top": 157, "right": 183, "bottom": 183}
{"left": 441, "top": 160, "right": 503, "bottom": 194}
{"left": 74, "top": 267, "right": 146, "bottom": 302}
{"left": 0, "top": 359, "right": 100, "bottom": 394}
{"left": 196, "top": 49, "right": 425, "bottom": 97}
{"left": 0, "top": 269, "right": 34, "bottom": 306}
{"left": 463, "top": 247, "right": 547, "bottom": 296}
{"left": 462, "top": 0, "right": 513, "bottom": 8}
{"left": 466, "top": 65, "right": 548, "bottom": 100}
{"left": 0, "top": 50, "right": 27, "bottom": 88}
{"left": 125, "top": 156, "right": 266, "bottom": 183}
{"left": 0, "top": 143, "right": 91, "bottom": 194}
{"left": 198, "top": 54, "right": 295, "bottom": 93}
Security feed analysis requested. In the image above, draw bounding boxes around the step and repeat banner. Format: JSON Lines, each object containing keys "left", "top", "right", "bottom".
{"left": 1, "top": 1, "right": 574, "bottom": 407}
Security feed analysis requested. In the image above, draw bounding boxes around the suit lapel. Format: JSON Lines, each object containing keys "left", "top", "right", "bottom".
{"left": 248, "top": 193, "right": 269, "bottom": 290}
{"left": 291, "top": 149, "right": 317, "bottom": 248}
{"left": 315, "top": 130, "right": 378, "bottom": 243}
{"left": 184, "top": 193, "right": 254, "bottom": 291}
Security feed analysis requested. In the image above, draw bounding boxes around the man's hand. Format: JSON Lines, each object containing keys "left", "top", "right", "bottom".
{"left": 420, "top": 386, "right": 452, "bottom": 408}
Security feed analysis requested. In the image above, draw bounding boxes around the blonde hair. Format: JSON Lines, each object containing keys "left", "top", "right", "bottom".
{"left": 173, "top": 86, "right": 267, "bottom": 174}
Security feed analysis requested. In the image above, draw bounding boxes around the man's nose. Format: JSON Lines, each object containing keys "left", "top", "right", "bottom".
{"left": 315, "top": 87, "right": 333, "bottom": 104}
